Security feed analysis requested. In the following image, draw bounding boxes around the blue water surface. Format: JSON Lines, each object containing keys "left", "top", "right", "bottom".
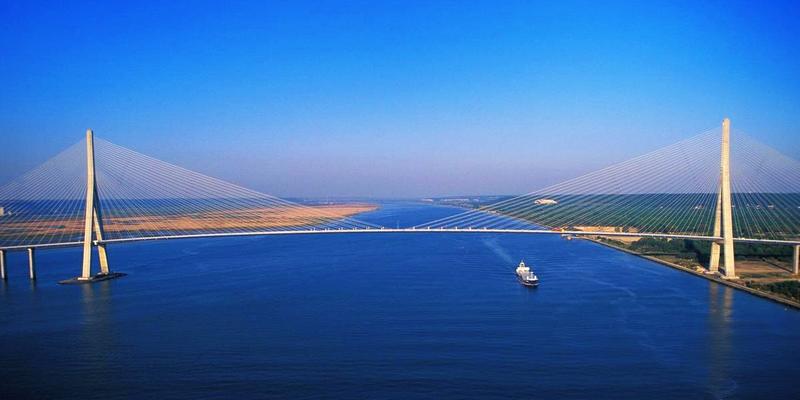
{"left": 1, "top": 202, "right": 799, "bottom": 399}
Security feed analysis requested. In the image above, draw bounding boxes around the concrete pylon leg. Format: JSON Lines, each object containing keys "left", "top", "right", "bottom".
{"left": 97, "top": 244, "right": 110, "bottom": 274}
{"left": 28, "top": 248, "right": 36, "bottom": 280}
{"left": 80, "top": 129, "right": 98, "bottom": 280}
{"left": 793, "top": 245, "right": 799, "bottom": 275}
{"left": 708, "top": 182, "right": 722, "bottom": 273}
{"left": 0, "top": 249, "right": 7, "bottom": 280}
{"left": 719, "top": 118, "right": 736, "bottom": 278}
{"left": 93, "top": 203, "right": 109, "bottom": 275}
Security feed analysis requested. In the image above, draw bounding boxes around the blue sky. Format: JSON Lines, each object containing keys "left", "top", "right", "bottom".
{"left": 1, "top": 1, "right": 799, "bottom": 197}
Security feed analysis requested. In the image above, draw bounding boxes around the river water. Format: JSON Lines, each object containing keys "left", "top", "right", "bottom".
{"left": 1, "top": 202, "right": 798, "bottom": 399}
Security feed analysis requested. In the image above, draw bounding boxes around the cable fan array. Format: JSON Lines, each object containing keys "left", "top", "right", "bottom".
{"left": 728, "top": 130, "right": 800, "bottom": 240}
{"left": 91, "top": 139, "right": 381, "bottom": 240}
{"left": 416, "top": 128, "right": 800, "bottom": 241}
{"left": 0, "top": 141, "right": 87, "bottom": 247}
{"left": 0, "top": 137, "right": 381, "bottom": 248}
{"left": 1, "top": 125, "right": 798, "bottom": 248}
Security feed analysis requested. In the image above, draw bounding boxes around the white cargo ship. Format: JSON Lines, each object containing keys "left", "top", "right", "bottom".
{"left": 515, "top": 260, "right": 539, "bottom": 287}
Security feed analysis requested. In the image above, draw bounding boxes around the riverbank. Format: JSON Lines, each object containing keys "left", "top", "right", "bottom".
{"left": 585, "top": 237, "right": 800, "bottom": 310}
{"left": 0, "top": 203, "right": 379, "bottom": 241}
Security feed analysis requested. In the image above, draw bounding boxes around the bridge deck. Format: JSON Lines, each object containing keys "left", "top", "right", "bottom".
{"left": 1, "top": 228, "right": 798, "bottom": 252}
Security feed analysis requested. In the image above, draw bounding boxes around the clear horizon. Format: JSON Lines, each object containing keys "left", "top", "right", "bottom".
{"left": 2, "top": 1, "right": 799, "bottom": 197}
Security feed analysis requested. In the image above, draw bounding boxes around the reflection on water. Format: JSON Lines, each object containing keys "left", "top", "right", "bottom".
{"left": 79, "top": 282, "right": 117, "bottom": 372}
{"left": 708, "top": 283, "right": 736, "bottom": 397}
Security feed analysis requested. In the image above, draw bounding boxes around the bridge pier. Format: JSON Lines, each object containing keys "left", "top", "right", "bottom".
{"left": 27, "top": 248, "right": 36, "bottom": 280}
{"left": 0, "top": 249, "right": 6, "bottom": 280}
{"left": 793, "top": 245, "right": 799, "bottom": 275}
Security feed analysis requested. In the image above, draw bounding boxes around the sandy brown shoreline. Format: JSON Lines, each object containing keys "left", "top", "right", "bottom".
{"left": 0, "top": 203, "right": 379, "bottom": 238}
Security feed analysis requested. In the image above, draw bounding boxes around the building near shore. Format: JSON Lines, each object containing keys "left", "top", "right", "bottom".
{"left": 534, "top": 198, "right": 558, "bottom": 205}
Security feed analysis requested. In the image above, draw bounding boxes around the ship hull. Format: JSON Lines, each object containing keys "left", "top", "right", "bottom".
{"left": 517, "top": 275, "right": 539, "bottom": 287}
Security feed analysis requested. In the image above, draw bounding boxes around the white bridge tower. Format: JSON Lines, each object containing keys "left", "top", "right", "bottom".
{"left": 61, "top": 129, "right": 124, "bottom": 284}
{"left": 708, "top": 118, "right": 736, "bottom": 278}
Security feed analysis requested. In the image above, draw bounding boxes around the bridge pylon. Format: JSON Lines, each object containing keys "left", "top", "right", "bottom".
{"left": 708, "top": 118, "right": 736, "bottom": 278}
{"left": 60, "top": 129, "right": 124, "bottom": 284}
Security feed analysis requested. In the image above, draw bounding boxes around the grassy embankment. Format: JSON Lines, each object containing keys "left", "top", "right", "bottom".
{"left": 595, "top": 236, "right": 800, "bottom": 303}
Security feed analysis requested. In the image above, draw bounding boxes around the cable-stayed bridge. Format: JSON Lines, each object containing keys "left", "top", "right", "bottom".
{"left": 0, "top": 119, "right": 798, "bottom": 283}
